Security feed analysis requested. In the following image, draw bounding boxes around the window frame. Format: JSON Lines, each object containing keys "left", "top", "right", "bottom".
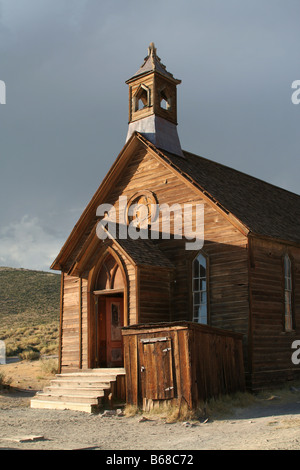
{"left": 191, "top": 251, "right": 209, "bottom": 325}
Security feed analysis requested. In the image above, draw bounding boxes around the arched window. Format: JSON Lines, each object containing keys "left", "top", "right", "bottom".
{"left": 284, "top": 254, "right": 293, "bottom": 331}
{"left": 95, "top": 254, "right": 124, "bottom": 291}
{"left": 192, "top": 252, "right": 207, "bottom": 324}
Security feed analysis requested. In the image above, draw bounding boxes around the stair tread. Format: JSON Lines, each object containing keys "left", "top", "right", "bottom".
{"left": 40, "top": 390, "right": 105, "bottom": 397}
{"left": 51, "top": 379, "right": 114, "bottom": 385}
{"left": 31, "top": 398, "right": 97, "bottom": 405}
{"left": 30, "top": 400, "right": 97, "bottom": 412}
{"left": 52, "top": 378, "right": 115, "bottom": 382}
{"left": 52, "top": 376, "right": 118, "bottom": 382}
{"left": 44, "top": 385, "right": 107, "bottom": 392}
{"left": 57, "top": 369, "right": 125, "bottom": 377}
{"left": 32, "top": 394, "right": 100, "bottom": 404}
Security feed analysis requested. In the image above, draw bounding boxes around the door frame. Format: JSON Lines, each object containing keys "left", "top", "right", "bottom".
{"left": 94, "top": 293, "right": 124, "bottom": 367}
{"left": 105, "top": 295, "right": 124, "bottom": 367}
{"left": 87, "top": 246, "right": 128, "bottom": 369}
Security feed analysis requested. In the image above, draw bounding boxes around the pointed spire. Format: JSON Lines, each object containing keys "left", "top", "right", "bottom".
{"left": 147, "top": 42, "right": 157, "bottom": 57}
{"left": 127, "top": 43, "right": 181, "bottom": 84}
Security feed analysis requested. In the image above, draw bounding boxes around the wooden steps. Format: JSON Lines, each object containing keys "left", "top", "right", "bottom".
{"left": 30, "top": 368, "right": 126, "bottom": 413}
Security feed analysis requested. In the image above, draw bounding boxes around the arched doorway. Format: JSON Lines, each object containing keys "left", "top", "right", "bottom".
{"left": 90, "top": 250, "right": 127, "bottom": 368}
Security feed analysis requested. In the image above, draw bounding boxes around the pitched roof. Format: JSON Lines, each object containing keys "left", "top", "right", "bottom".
{"left": 161, "top": 148, "right": 300, "bottom": 244}
{"left": 113, "top": 236, "right": 174, "bottom": 269}
{"left": 99, "top": 222, "right": 174, "bottom": 269}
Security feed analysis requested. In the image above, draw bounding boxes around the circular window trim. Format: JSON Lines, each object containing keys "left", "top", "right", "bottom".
{"left": 125, "top": 190, "right": 158, "bottom": 226}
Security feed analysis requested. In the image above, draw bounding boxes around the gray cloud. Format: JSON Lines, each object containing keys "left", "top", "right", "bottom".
{"left": 0, "top": 0, "right": 299, "bottom": 270}
{"left": 0, "top": 215, "right": 64, "bottom": 271}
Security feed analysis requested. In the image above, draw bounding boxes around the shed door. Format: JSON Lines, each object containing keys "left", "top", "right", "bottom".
{"left": 139, "top": 337, "right": 174, "bottom": 400}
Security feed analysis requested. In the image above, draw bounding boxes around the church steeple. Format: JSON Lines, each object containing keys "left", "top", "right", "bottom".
{"left": 125, "top": 43, "right": 184, "bottom": 157}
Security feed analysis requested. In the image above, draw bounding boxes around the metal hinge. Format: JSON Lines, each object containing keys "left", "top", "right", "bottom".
{"left": 165, "top": 386, "right": 174, "bottom": 391}
{"left": 140, "top": 337, "right": 169, "bottom": 344}
{"left": 162, "top": 347, "right": 172, "bottom": 353}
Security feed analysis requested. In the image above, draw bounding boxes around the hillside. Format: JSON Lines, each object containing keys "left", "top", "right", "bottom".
{"left": 0, "top": 267, "right": 61, "bottom": 357}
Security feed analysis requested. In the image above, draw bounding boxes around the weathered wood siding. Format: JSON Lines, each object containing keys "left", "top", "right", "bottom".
{"left": 81, "top": 277, "right": 88, "bottom": 369}
{"left": 60, "top": 273, "right": 89, "bottom": 372}
{"left": 138, "top": 266, "right": 173, "bottom": 324}
{"left": 249, "top": 237, "right": 300, "bottom": 389}
{"left": 61, "top": 274, "right": 80, "bottom": 371}
{"left": 188, "top": 323, "right": 245, "bottom": 404}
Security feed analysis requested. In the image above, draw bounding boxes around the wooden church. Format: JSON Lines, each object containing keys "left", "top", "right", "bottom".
{"left": 31, "top": 44, "right": 300, "bottom": 412}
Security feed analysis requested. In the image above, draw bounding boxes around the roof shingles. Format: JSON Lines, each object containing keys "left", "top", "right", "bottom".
{"left": 163, "top": 148, "right": 300, "bottom": 244}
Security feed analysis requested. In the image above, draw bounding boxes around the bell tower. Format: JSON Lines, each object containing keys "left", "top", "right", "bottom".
{"left": 125, "top": 43, "right": 184, "bottom": 157}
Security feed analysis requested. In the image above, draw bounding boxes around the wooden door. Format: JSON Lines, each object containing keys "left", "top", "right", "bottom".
{"left": 139, "top": 337, "right": 174, "bottom": 400}
{"left": 106, "top": 297, "right": 124, "bottom": 367}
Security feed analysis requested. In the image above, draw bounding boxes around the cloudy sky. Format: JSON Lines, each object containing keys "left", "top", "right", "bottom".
{"left": 0, "top": 0, "right": 299, "bottom": 271}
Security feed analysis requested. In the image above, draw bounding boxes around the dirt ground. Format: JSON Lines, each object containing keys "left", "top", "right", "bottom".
{"left": 0, "top": 359, "right": 300, "bottom": 451}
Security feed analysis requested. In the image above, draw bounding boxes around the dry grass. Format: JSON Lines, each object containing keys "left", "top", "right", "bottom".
{"left": 123, "top": 388, "right": 285, "bottom": 423}
{"left": 158, "top": 391, "right": 257, "bottom": 422}
{"left": 0, "top": 268, "right": 60, "bottom": 325}
{"left": 0, "top": 322, "right": 59, "bottom": 358}
{"left": 0, "top": 372, "right": 12, "bottom": 389}
{"left": 0, "top": 267, "right": 60, "bottom": 360}
{"left": 124, "top": 405, "right": 140, "bottom": 417}
{"left": 164, "top": 401, "right": 199, "bottom": 423}
{"left": 38, "top": 358, "right": 59, "bottom": 376}
{"left": 203, "top": 391, "right": 257, "bottom": 418}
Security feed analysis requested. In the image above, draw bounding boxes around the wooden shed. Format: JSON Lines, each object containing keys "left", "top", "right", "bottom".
{"left": 122, "top": 321, "right": 245, "bottom": 411}
{"left": 31, "top": 43, "right": 300, "bottom": 413}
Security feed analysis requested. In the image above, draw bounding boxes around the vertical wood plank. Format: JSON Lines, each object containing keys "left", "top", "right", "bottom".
{"left": 58, "top": 272, "right": 64, "bottom": 374}
{"left": 79, "top": 277, "right": 82, "bottom": 369}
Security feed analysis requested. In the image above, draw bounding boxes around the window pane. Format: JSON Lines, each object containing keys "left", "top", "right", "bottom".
{"left": 193, "top": 278, "right": 199, "bottom": 292}
{"left": 285, "top": 291, "right": 292, "bottom": 314}
{"left": 111, "top": 303, "right": 122, "bottom": 341}
{"left": 193, "top": 306, "right": 199, "bottom": 322}
{"left": 285, "top": 291, "right": 292, "bottom": 330}
{"left": 193, "top": 292, "right": 200, "bottom": 305}
{"left": 200, "top": 264, "right": 206, "bottom": 278}
{"left": 193, "top": 258, "right": 200, "bottom": 278}
{"left": 284, "top": 255, "right": 291, "bottom": 277}
{"left": 199, "top": 304, "right": 207, "bottom": 324}
{"left": 200, "top": 279, "right": 206, "bottom": 291}
{"left": 197, "top": 253, "right": 206, "bottom": 268}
